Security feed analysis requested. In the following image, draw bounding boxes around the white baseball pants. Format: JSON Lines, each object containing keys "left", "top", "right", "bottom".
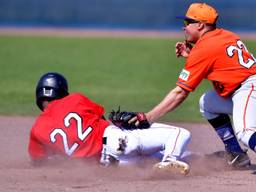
{"left": 102, "top": 123, "right": 191, "bottom": 164}
{"left": 199, "top": 75, "right": 256, "bottom": 151}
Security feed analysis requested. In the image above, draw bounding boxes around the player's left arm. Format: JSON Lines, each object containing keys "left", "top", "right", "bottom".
{"left": 175, "top": 41, "right": 193, "bottom": 58}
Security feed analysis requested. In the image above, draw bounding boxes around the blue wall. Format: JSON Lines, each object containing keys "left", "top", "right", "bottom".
{"left": 0, "top": 0, "right": 255, "bottom": 31}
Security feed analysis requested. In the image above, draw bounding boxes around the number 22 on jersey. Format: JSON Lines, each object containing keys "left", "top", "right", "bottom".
{"left": 50, "top": 112, "right": 93, "bottom": 156}
{"left": 227, "top": 40, "right": 256, "bottom": 69}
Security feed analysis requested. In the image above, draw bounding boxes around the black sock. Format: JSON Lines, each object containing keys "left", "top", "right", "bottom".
{"left": 208, "top": 114, "right": 244, "bottom": 153}
{"left": 248, "top": 132, "right": 256, "bottom": 152}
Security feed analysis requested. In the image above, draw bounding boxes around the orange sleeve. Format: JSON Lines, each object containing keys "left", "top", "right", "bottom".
{"left": 177, "top": 45, "right": 214, "bottom": 92}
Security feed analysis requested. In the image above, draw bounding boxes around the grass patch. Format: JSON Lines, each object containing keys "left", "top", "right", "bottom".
{"left": 0, "top": 35, "right": 255, "bottom": 122}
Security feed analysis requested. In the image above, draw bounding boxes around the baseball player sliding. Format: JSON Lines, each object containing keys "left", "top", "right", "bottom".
{"left": 130, "top": 3, "right": 256, "bottom": 168}
{"left": 28, "top": 72, "right": 191, "bottom": 175}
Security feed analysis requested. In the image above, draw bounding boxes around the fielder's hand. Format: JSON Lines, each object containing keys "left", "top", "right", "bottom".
{"left": 175, "top": 41, "right": 192, "bottom": 58}
{"left": 109, "top": 108, "right": 150, "bottom": 130}
{"left": 128, "top": 112, "right": 150, "bottom": 128}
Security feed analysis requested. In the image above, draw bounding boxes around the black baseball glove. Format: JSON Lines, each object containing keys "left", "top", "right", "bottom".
{"left": 108, "top": 108, "right": 150, "bottom": 130}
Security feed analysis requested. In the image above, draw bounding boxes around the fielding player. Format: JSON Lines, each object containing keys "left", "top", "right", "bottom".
{"left": 28, "top": 72, "right": 191, "bottom": 175}
{"left": 130, "top": 3, "right": 255, "bottom": 168}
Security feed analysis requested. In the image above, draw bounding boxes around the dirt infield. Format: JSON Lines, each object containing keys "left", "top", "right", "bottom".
{"left": 1, "top": 116, "right": 255, "bottom": 192}
{"left": 0, "top": 27, "right": 182, "bottom": 39}
{"left": 0, "top": 27, "right": 256, "bottom": 39}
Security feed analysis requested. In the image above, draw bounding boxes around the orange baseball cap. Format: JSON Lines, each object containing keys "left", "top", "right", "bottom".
{"left": 177, "top": 3, "right": 218, "bottom": 24}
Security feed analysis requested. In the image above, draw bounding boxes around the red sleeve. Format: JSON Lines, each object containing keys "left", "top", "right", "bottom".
{"left": 28, "top": 128, "right": 48, "bottom": 160}
{"left": 76, "top": 93, "right": 106, "bottom": 118}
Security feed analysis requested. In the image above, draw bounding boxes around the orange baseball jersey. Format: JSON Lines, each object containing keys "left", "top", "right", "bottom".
{"left": 177, "top": 28, "right": 256, "bottom": 97}
{"left": 28, "top": 93, "right": 110, "bottom": 160}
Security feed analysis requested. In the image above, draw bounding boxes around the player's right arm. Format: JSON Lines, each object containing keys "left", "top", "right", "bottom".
{"left": 28, "top": 130, "right": 48, "bottom": 165}
{"left": 146, "top": 86, "right": 190, "bottom": 122}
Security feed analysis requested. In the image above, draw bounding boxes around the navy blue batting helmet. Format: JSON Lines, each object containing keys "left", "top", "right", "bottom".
{"left": 36, "top": 72, "right": 69, "bottom": 110}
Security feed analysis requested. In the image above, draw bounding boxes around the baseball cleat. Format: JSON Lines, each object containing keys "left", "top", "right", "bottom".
{"left": 205, "top": 149, "right": 251, "bottom": 169}
{"left": 225, "top": 150, "right": 251, "bottom": 168}
{"left": 153, "top": 159, "right": 190, "bottom": 175}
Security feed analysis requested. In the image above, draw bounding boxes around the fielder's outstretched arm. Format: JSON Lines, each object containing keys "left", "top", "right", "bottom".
{"left": 146, "top": 86, "right": 189, "bottom": 122}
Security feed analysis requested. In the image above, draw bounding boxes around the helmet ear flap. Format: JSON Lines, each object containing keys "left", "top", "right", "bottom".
{"left": 36, "top": 87, "right": 56, "bottom": 111}
{"left": 36, "top": 72, "right": 69, "bottom": 111}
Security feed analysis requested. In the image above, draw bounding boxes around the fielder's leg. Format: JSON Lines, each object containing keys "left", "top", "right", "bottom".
{"left": 199, "top": 90, "right": 250, "bottom": 167}
{"left": 232, "top": 78, "right": 256, "bottom": 153}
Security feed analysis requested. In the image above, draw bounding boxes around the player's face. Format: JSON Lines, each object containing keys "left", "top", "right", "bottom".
{"left": 183, "top": 20, "right": 200, "bottom": 43}
{"left": 42, "top": 100, "right": 50, "bottom": 111}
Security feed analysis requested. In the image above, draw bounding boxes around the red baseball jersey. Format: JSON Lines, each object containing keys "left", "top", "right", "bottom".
{"left": 28, "top": 93, "right": 110, "bottom": 160}
{"left": 177, "top": 28, "right": 256, "bottom": 97}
